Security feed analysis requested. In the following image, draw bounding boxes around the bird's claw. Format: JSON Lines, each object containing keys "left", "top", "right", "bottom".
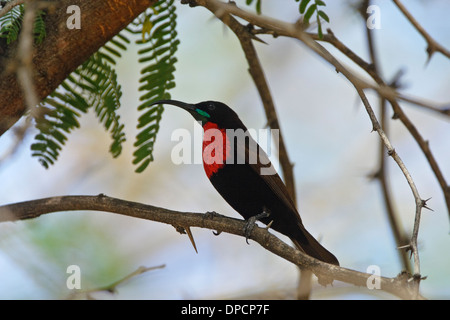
{"left": 204, "top": 211, "right": 223, "bottom": 236}
{"left": 243, "top": 208, "right": 270, "bottom": 244}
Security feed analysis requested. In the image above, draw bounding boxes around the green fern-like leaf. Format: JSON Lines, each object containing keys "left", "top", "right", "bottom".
{"left": 30, "top": 1, "right": 178, "bottom": 172}
{"left": 32, "top": 32, "right": 129, "bottom": 168}
{"left": 0, "top": 3, "right": 46, "bottom": 44}
{"left": 131, "top": 0, "right": 179, "bottom": 173}
{"left": 0, "top": 3, "right": 24, "bottom": 44}
{"left": 298, "top": 0, "right": 329, "bottom": 39}
{"left": 31, "top": 92, "right": 89, "bottom": 168}
{"left": 75, "top": 52, "right": 126, "bottom": 158}
{"left": 33, "top": 9, "right": 46, "bottom": 44}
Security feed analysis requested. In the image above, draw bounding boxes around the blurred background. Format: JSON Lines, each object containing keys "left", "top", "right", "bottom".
{"left": 0, "top": 0, "right": 449, "bottom": 299}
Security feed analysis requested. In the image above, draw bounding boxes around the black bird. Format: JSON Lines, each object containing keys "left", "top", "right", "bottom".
{"left": 154, "top": 99, "right": 339, "bottom": 268}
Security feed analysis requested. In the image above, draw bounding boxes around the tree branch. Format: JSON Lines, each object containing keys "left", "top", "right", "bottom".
{"left": 309, "top": 28, "right": 450, "bottom": 222}
{"left": 188, "top": 0, "right": 435, "bottom": 298}
{"left": 199, "top": 0, "right": 426, "bottom": 252}
{"left": 305, "top": 30, "right": 450, "bottom": 118}
{"left": 354, "top": 86, "right": 424, "bottom": 298}
{"left": 392, "top": 0, "right": 450, "bottom": 61}
{"left": 0, "top": 0, "right": 156, "bottom": 136}
{"left": 360, "top": 0, "right": 412, "bottom": 274}
{"left": 200, "top": 0, "right": 446, "bottom": 114}
{"left": 0, "top": 194, "right": 425, "bottom": 299}
{"left": 68, "top": 264, "right": 166, "bottom": 299}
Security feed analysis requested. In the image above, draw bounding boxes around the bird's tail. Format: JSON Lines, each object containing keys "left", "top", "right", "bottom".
{"left": 291, "top": 226, "right": 339, "bottom": 267}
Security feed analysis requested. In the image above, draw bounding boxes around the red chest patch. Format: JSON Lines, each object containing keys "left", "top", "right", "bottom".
{"left": 202, "top": 122, "right": 231, "bottom": 178}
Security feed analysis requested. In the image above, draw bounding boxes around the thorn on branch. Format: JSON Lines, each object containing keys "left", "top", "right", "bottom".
{"left": 412, "top": 273, "right": 427, "bottom": 281}
{"left": 367, "top": 169, "right": 381, "bottom": 181}
{"left": 407, "top": 272, "right": 425, "bottom": 289}
{"left": 174, "top": 225, "right": 198, "bottom": 253}
{"left": 397, "top": 243, "right": 411, "bottom": 252}
{"left": 387, "top": 148, "right": 396, "bottom": 157}
{"left": 185, "top": 226, "right": 198, "bottom": 253}
{"left": 388, "top": 68, "right": 407, "bottom": 90}
{"left": 421, "top": 198, "right": 433, "bottom": 211}
{"left": 426, "top": 46, "right": 435, "bottom": 65}
{"left": 244, "top": 23, "right": 267, "bottom": 44}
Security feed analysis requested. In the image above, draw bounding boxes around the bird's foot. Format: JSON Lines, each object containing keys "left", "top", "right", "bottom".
{"left": 243, "top": 207, "right": 271, "bottom": 244}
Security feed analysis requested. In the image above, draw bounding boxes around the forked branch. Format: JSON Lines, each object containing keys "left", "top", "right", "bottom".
{"left": 187, "top": 0, "right": 436, "bottom": 298}
{"left": 392, "top": 0, "right": 450, "bottom": 60}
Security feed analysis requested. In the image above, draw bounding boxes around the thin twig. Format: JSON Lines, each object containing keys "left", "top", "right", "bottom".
{"left": 215, "top": 0, "right": 449, "bottom": 238}
{"left": 376, "top": 91, "right": 412, "bottom": 273}
{"left": 305, "top": 30, "right": 450, "bottom": 118}
{"left": 195, "top": 0, "right": 428, "bottom": 271}
{"left": 392, "top": 0, "right": 450, "bottom": 60}
{"left": 361, "top": 0, "right": 412, "bottom": 274}
{"left": 68, "top": 265, "right": 166, "bottom": 299}
{"left": 308, "top": 28, "right": 450, "bottom": 222}
{"left": 354, "top": 87, "right": 423, "bottom": 297}
{"left": 214, "top": 1, "right": 448, "bottom": 114}
{"left": 192, "top": 0, "right": 432, "bottom": 297}
{"left": 0, "top": 195, "right": 425, "bottom": 299}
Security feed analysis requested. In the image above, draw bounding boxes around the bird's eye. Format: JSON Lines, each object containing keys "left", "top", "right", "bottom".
{"left": 207, "top": 104, "right": 215, "bottom": 111}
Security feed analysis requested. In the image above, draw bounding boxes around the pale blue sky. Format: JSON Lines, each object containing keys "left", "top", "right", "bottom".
{"left": 0, "top": 0, "right": 449, "bottom": 299}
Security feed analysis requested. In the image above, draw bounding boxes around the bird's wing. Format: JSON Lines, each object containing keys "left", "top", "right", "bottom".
{"left": 235, "top": 132, "right": 301, "bottom": 219}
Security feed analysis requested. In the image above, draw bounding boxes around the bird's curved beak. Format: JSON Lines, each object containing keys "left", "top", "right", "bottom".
{"left": 151, "top": 99, "right": 207, "bottom": 123}
{"left": 151, "top": 99, "right": 196, "bottom": 114}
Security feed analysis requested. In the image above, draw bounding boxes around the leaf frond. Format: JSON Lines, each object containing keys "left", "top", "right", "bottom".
{"left": 131, "top": 0, "right": 179, "bottom": 173}
{"left": 31, "top": 31, "right": 131, "bottom": 167}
